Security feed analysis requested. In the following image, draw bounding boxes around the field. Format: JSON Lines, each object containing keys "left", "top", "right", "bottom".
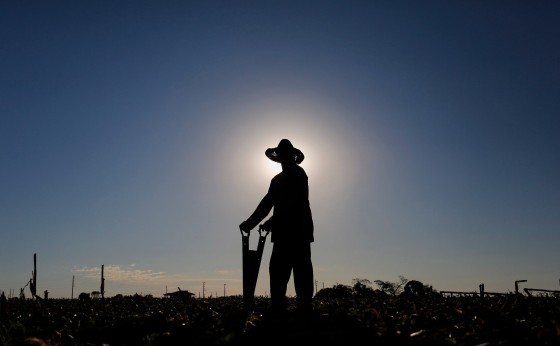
{"left": 1, "top": 291, "right": 559, "bottom": 346}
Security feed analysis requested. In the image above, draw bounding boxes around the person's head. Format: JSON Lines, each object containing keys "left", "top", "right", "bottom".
{"left": 265, "top": 139, "right": 304, "bottom": 165}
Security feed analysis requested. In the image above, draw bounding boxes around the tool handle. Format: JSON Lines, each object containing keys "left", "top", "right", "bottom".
{"left": 240, "top": 225, "right": 250, "bottom": 237}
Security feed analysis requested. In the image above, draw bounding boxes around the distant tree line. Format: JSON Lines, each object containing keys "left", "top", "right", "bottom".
{"left": 315, "top": 276, "right": 437, "bottom": 300}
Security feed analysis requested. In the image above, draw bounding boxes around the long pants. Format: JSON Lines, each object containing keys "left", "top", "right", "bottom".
{"left": 269, "top": 241, "right": 313, "bottom": 311}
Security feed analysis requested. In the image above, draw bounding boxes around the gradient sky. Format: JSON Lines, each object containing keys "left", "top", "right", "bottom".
{"left": 2, "top": 1, "right": 559, "bottom": 299}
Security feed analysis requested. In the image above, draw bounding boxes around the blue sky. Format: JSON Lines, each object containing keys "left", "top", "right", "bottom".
{"left": 1, "top": 1, "right": 559, "bottom": 298}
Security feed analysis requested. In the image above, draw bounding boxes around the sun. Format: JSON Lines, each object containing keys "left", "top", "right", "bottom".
{"left": 264, "top": 158, "right": 282, "bottom": 176}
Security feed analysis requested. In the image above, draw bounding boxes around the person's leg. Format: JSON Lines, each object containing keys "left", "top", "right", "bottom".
{"left": 269, "top": 243, "right": 292, "bottom": 313}
{"left": 293, "top": 242, "right": 313, "bottom": 311}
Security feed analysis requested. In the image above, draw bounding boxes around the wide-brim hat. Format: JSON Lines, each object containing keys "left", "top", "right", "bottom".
{"left": 265, "top": 139, "right": 304, "bottom": 164}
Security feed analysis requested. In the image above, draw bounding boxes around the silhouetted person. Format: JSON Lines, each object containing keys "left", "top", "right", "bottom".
{"left": 240, "top": 139, "right": 314, "bottom": 315}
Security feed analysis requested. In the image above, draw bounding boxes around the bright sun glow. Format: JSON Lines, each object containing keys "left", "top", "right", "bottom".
{"left": 264, "top": 158, "right": 282, "bottom": 175}
{"left": 210, "top": 94, "right": 364, "bottom": 212}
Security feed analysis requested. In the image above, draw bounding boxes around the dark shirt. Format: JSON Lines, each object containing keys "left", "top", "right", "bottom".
{"left": 244, "top": 163, "right": 314, "bottom": 243}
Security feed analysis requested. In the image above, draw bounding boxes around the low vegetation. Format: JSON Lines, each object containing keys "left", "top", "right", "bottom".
{"left": 1, "top": 278, "right": 559, "bottom": 345}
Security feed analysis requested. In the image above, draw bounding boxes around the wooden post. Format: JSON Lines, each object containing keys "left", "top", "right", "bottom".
{"left": 101, "top": 265, "right": 105, "bottom": 301}
{"left": 515, "top": 280, "right": 527, "bottom": 295}
{"left": 30, "top": 253, "right": 37, "bottom": 299}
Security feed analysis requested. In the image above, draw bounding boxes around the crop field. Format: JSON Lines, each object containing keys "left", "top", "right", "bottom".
{"left": 1, "top": 290, "right": 559, "bottom": 346}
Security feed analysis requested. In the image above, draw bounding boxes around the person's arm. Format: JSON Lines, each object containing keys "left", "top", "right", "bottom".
{"left": 239, "top": 192, "right": 274, "bottom": 232}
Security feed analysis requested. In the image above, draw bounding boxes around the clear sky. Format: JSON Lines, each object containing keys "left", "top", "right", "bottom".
{"left": 1, "top": 1, "right": 559, "bottom": 299}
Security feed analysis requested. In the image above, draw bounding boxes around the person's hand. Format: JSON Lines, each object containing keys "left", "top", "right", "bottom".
{"left": 239, "top": 221, "right": 251, "bottom": 235}
{"left": 261, "top": 218, "right": 274, "bottom": 233}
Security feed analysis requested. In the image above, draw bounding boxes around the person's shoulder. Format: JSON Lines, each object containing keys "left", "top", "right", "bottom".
{"left": 295, "top": 165, "right": 308, "bottom": 177}
{"left": 271, "top": 171, "right": 283, "bottom": 182}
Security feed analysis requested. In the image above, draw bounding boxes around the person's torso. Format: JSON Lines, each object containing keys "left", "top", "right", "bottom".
{"left": 270, "top": 165, "right": 314, "bottom": 242}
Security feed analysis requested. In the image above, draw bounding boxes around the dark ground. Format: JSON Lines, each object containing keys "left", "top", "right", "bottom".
{"left": 1, "top": 293, "right": 559, "bottom": 346}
